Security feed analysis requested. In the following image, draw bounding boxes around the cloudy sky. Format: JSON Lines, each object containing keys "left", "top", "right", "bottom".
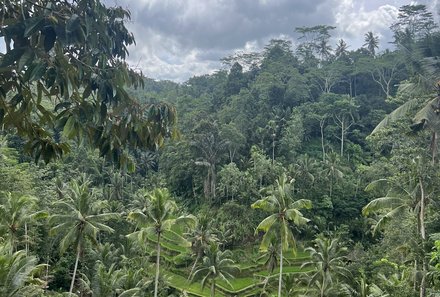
{"left": 104, "top": 0, "right": 438, "bottom": 82}
{"left": 1, "top": 1, "right": 438, "bottom": 82}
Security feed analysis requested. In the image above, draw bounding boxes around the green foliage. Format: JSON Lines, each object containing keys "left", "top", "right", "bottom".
{"left": 0, "top": 0, "right": 177, "bottom": 168}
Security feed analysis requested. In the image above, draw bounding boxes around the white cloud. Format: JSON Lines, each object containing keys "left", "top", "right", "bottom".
{"left": 333, "top": 0, "right": 399, "bottom": 49}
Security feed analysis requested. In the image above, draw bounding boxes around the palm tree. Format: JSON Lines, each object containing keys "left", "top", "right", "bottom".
{"left": 0, "top": 245, "right": 45, "bottom": 297}
{"left": 127, "top": 188, "right": 194, "bottom": 297}
{"left": 320, "top": 152, "right": 344, "bottom": 199}
{"left": 370, "top": 62, "right": 440, "bottom": 162}
{"left": 335, "top": 39, "right": 349, "bottom": 59}
{"left": 191, "top": 243, "right": 239, "bottom": 297}
{"left": 363, "top": 32, "right": 379, "bottom": 56}
{"left": 185, "top": 214, "right": 218, "bottom": 278}
{"left": 362, "top": 167, "right": 431, "bottom": 297}
{"left": 91, "top": 261, "right": 141, "bottom": 297}
{"left": 252, "top": 173, "right": 312, "bottom": 297}
{"left": 0, "top": 193, "right": 47, "bottom": 254}
{"left": 302, "top": 236, "right": 351, "bottom": 297}
{"left": 49, "top": 178, "right": 118, "bottom": 296}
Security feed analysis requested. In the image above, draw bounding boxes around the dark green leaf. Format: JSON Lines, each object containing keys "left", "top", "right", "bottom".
{"left": 0, "top": 48, "right": 25, "bottom": 67}
{"left": 43, "top": 27, "right": 57, "bottom": 52}
{"left": 18, "top": 50, "right": 34, "bottom": 71}
{"left": 24, "top": 17, "right": 44, "bottom": 37}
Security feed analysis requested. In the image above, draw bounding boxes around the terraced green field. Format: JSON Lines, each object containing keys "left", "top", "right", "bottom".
{"left": 142, "top": 227, "right": 312, "bottom": 296}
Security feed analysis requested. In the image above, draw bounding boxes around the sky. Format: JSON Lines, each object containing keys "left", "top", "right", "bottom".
{"left": 1, "top": 0, "right": 438, "bottom": 82}
{"left": 103, "top": 0, "right": 438, "bottom": 82}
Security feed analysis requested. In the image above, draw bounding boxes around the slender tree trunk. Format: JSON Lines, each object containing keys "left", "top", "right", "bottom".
{"left": 431, "top": 132, "right": 437, "bottom": 164}
{"left": 272, "top": 135, "right": 275, "bottom": 165}
{"left": 419, "top": 177, "right": 426, "bottom": 297}
{"left": 25, "top": 222, "right": 28, "bottom": 256}
{"left": 329, "top": 174, "right": 333, "bottom": 199}
{"left": 340, "top": 120, "right": 345, "bottom": 157}
{"left": 211, "top": 164, "right": 216, "bottom": 201}
{"left": 154, "top": 233, "right": 161, "bottom": 297}
{"left": 321, "top": 275, "right": 325, "bottom": 297}
{"left": 320, "top": 119, "right": 326, "bottom": 161}
{"left": 419, "top": 178, "right": 426, "bottom": 241}
{"left": 211, "top": 279, "right": 215, "bottom": 297}
{"left": 69, "top": 246, "right": 81, "bottom": 296}
{"left": 278, "top": 243, "right": 283, "bottom": 297}
{"left": 188, "top": 253, "right": 201, "bottom": 280}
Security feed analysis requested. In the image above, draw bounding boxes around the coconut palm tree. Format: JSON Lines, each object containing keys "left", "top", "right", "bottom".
{"left": 185, "top": 214, "right": 218, "bottom": 279}
{"left": 0, "top": 193, "right": 47, "bottom": 254}
{"left": 363, "top": 32, "right": 379, "bottom": 56}
{"left": 302, "top": 236, "right": 351, "bottom": 297}
{"left": 320, "top": 153, "right": 345, "bottom": 199}
{"left": 191, "top": 243, "right": 239, "bottom": 297}
{"left": 0, "top": 244, "right": 45, "bottom": 297}
{"left": 127, "top": 188, "right": 194, "bottom": 297}
{"left": 335, "top": 39, "right": 349, "bottom": 59}
{"left": 49, "top": 178, "right": 118, "bottom": 296}
{"left": 252, "top": 173, "right": 312, "bottom": 297}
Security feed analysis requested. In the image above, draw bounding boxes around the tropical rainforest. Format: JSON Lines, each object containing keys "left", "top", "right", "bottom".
{"left": 1, "top": 1, "right": 440, "bottom": 296}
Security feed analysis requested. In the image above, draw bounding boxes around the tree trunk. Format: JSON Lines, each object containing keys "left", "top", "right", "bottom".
{"left": 25, "top": 222, "right": 28, "bottom": 256}
{"left": 419, "top": 177, "right": 426, "bottom": 297}
{"left": 329, "top": 174, "right": 333, "bottom": 199}
{"left": 188, "top": 253, "right": 201, "bottom": 280}
{"left": 272, "top": 135, "right": 275, "bottom": 165}
{"left": 278, "top": 243, "right": 283, "bottom": 297}
{"left": 321, "top": 274, "right": 325, "bottom": 297}
{"left": 340, "top": 119, "right": 344, "bottom": 157}
{"left": 211, "top": 279, "right": 216, "bottom": 297}
{"left": 69, "top": 246, "right": 81, "bottom": 296}
{"left": 154, "top": 233, "right": 161, "bottom": 297}
{"left": 431, "top": 132, "right": 437, "bottom": 164}
{"left": 320, "top": 119, "right": 326, "bottom": 161}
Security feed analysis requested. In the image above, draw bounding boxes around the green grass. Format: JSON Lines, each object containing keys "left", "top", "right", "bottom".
{"left": 254, "top": 265, "right": 314, "bottom": 277}
{"left": 165, "top": 271, "right": 226, "bottom": 297}
{"left": 216, "top": 277, "right": 258, "bottom": 293}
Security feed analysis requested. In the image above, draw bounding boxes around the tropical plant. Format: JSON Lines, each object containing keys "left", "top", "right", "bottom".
{"left": 185, "top": 214, "right": 218, "bottom": 278}
{"left": 191, "top": 243, "right": 239, "bottom": 297}
{"left": 252, "top": 173, "right": 312, "bottom": 297}
{"left": 363, "top": 32, "right": 379, "bottom": 56}
{"left": 49, "top": 178, "right": 118, "bottom": 296}
{"left": 302, "top": 236, "right": 351, "bottom": 297}
{"left": 0, "top": 0, "right": 177, "bottom": 166}
{"left": 0, "top": 245, "right": 45, "bottom": 297}
{"left": 127, "top": 188, "right": 194, "bottom": 297}
{"left": 0, "top": 192, "right": 47, "bottom": 254}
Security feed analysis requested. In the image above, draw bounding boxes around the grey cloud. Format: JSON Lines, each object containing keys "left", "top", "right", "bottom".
{"left": 105, "top": 0, "right": 430, "bottom": 81}
{"left": 124, "top": 0, "right": 332, "bottom": 51}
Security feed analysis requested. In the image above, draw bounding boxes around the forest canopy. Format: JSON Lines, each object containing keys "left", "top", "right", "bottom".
{"left": 1, "top": 1, "right": 440, "bottom": 297}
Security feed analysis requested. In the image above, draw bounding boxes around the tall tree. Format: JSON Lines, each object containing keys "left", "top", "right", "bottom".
{"left": 0, "top": 0, "right": 176, "bottom": 167}
{"left": 127, "top": 188, "right": 194, "bottom": 297}
{"left": 191, "top": 243, "right": 239, "bottom": 297}
{"left": 49, "top": 178, "right": 118, "bottom": 296}
{"left": 303, "top": 236, "right": 351, "bottom": 297}
{"left": 252, "top": 173, "right": 312, "bottom": 297}
{"left": 391, "top": 4, "right": 437, "bottom": 44}
{"left": 363, "top": 32, "right": 379, "bottom": 56}
{"left": 0, "top": 193, "right": 47, "bottom": 254}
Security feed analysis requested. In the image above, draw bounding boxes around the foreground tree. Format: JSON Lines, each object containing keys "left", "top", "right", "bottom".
{"left": 49, "top": 178, "right": 118, "bottom": 296}
{"left": 0, "top": 246, "right": 45, "bottom": 297}
{"left": 191, "top": 243, "right": 239, "bottom": 297}
{"left": 0, "top": 0, "right": 176, "bottom": 167}
{"left": 252, "top": 173, "right": 312, "bottom": 297}
{"left": 0, "top": 193, "right": 47, "bottom": 254}
{"left": 128, "top": 188, "right": 193, "bottom": 297}
{"left": 302, "top": 236, "right": 351, "bottom": 297}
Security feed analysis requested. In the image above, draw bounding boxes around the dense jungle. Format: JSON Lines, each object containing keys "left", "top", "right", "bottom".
{"left": 1, "top": 1, "right": 440, "bottom": 296}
